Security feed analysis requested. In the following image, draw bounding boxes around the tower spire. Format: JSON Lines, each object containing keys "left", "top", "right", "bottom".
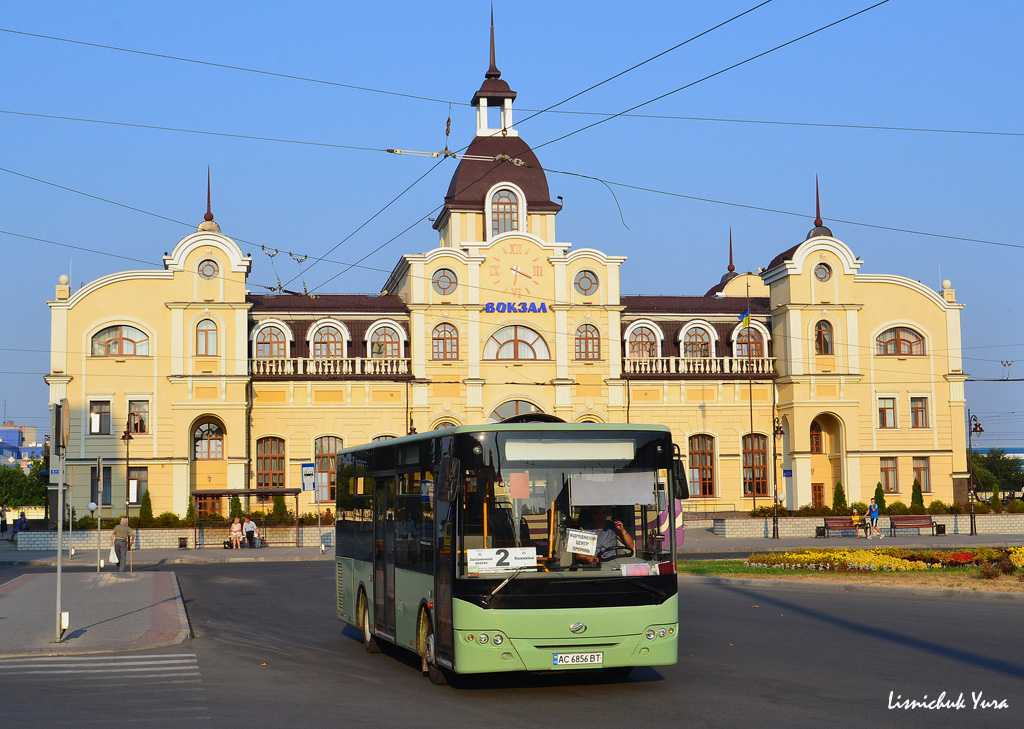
{"left": 814, "top": 175, "right": 822, "bottom": 228}
{"left": 728, "top": 228, "right": 735, "bottom": 273}
{"left": 205, "top": 167, "right": 214, "bottom": 222}
{"left": 486, "top": 4, "right": 501, "bottom": 79}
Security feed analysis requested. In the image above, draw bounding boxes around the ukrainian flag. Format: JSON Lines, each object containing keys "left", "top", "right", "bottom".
{"left": 739, "top": 308, "right": 751, "bottom": 329}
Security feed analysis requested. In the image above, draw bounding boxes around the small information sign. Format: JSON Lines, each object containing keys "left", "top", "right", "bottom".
{"left": 301, "top": 462, "right": 316, "bottom": 491}
{"left": 466, "top": 547, "right": 538, "bottom": 574}
{"left": 783, "top": 469, "right": 792, "bottom": 478}
{"left": 565, "top": 528, "right": 598, "bottom": 557}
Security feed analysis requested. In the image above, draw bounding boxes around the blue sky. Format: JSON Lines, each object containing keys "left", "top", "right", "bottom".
{"left": 1, "top": 0, "right": 1021, "bottom": 446}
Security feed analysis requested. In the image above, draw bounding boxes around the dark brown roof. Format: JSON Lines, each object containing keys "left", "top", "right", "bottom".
{"left": 767, "top": 243, "right": 800, "bottom": 270}
{"left": 247, "top": 294, "right": 408, "bottom": 314}
{"left": 704, "top": 270, "right": 739, "bottom": 297}
{"left": 621, "top": 295, "right": 769, "bottom": 316}
{"left": 442, "top": 135, "right": 561, "bottom": 214}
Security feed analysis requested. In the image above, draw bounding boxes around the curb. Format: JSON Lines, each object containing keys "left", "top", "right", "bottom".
{"left": 679, "top": 574, "right": 1024, "bottom": 601}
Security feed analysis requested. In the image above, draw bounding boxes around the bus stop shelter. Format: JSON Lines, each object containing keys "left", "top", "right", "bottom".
{"left": 189, "top": 488, "right": 302, "bottom": 548}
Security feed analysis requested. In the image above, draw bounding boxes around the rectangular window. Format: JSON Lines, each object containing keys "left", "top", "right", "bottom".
{"left": 256, "top": 437, "right": 285, "bottom": 503}
{"left": 688, "top": 434, "right": 715, "bottom": 498}
{"left": 196, "top": 496, "right": 222, "bottom": 519}
{"left": 91, "top": 466, "right": 112, "bottom": 505}
{"left": 910, "top": 397, "right": 929, "bottom": 428}
{"left": 89, "top": 401, "right": 111, "bottom": 435}
{"left": 128, "top": 466, "right": 148, "bottom": 504}
{"left": 128, "top": 400, "right": 149, "bottom": 434}
{"left": 880, "top": 457, "right": 898, "bottom": 493}
{"left": 812, "top": 483, "right": 824, "bottom": 509}
{"left": 877, "top": 397, "right": 896, "bottom": 429}
{"left": 913, "top": 457, "right": 930, "bottom": 493}
{"left": 315, "top": 436, "right": 342, "bottom": 503}
{"left": 742, "top": 433, "right": 769, "bottom": 497}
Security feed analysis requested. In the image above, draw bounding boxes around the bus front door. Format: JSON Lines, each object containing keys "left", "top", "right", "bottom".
{"left": 373, "top": 475, "right": 397, "bottom": 639}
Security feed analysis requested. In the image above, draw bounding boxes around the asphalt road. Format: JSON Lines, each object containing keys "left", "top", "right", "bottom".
{"left": 1, "top": 562, "right": 1020, "bottom": 728}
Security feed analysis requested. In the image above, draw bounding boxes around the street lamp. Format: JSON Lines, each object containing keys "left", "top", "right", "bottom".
{"left": 121, "top": 425, "right": 133, "bottom": 521}
{"left": 967, "top": 410, "right": 983, "bottom": 536}
{"left": 771, "top": 417, "right": 784, "bottom": 539}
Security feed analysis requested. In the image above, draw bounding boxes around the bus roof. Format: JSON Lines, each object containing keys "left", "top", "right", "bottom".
{"left": 338, "top": 422, "right": 671, "bottom": 455}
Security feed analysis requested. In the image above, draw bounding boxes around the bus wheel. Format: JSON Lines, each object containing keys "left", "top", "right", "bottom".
{"left": 358, "top": 590, "right": 380, "bottom": 654}
{"left": 421, "top": 612, "right": 448, "bottom": 685}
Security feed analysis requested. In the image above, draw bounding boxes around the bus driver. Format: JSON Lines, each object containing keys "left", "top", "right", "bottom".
{"left": 576, "top": 505, "right": 634, "bottom": 564}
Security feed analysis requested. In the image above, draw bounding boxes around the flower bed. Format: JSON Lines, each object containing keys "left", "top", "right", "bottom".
{"left": 745, "top": 547, "right": 1024, "bottom": 573}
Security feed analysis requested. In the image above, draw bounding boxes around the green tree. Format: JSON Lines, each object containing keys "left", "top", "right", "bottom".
{"left": 873, "top": 483, "right": 886, "bottom": 513}
{"left": 139, "top": 489, "right": 154, "bottom": 525}
{"left": 25, "top": 459, "right": 49, "bottom": 505}
{"left": 229, "top": 495, "right": 244, "bottom": 520}
{"left": 185, "top": 497, "right": 195, "bottom": 524}
{"left": 832, "top": 481, "right": 847, "bottom": 513}
{"left": 272, "top": 493, "right": 289, "bottom": 523}
{"left": 910, "top": 478, "right": 925, "bottom": 514}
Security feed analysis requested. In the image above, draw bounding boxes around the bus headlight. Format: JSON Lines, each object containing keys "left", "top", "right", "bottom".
{"left": 658, "top": 628, "right": 667, "bottom": 638}
{"left": 479, "top": 634, "right": 489, "bottom": 644}
{"left": 492, "top": 634, "right": 503, "bottom": 646}
{"left": 645, "top": 630, "right": 656, "bottom": 640}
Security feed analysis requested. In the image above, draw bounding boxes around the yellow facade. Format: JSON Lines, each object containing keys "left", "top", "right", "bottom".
{"left": 45, "top": 54, "right": 967, "bottom": 519}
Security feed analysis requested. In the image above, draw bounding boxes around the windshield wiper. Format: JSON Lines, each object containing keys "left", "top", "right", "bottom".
{"left": 624, "top": 577, "right": 669, "bottom": 598}
{"left": 481, "top": 566, "right": 532, "bottom": 605}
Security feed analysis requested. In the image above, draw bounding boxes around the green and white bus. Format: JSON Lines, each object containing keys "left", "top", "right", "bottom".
{"left": 334, "top": 422, "right": 687, "bottom": 684}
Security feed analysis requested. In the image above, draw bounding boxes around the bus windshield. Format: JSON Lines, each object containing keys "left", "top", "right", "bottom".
{"left": 455, "top": 429, "right": 675, "bottom": 579}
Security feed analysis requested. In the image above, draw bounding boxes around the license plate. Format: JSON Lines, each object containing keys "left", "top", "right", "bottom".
{"left": 552, "top": 652, "right": 603, "bottom": 667}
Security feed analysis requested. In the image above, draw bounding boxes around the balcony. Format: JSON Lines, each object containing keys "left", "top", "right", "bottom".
{"left": 623, "top": 356, "right": 777, "bottom": 379}
{"left": 250, "top": 357, "right": 412, "bottom": 380}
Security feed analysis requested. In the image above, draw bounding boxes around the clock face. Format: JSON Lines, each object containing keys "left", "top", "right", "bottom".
{"left": 487, "top": 241, "right": 544, "bottom": 298}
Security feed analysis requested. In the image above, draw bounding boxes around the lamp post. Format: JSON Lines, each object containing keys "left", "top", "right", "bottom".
{"left": 771, "top": 417, "right": 784, "bottom": 539}
{"left": 967, "top": 410, "right": 983, "bottom": 536}
{"left": 121, "top": 425, "right": 133, "bottom": 520}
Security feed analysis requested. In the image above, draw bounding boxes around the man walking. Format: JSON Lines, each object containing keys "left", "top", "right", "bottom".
{"left": 111, "top": 517, "right": 135, "bottom": 572}
{"left": 867, "top": 498, "right": 884, "bottom": 539}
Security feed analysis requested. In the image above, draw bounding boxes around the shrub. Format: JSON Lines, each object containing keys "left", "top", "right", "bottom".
{"left": 832, "top": 482, "right": 847, "bottom": 512}
{"left": 978, "top": 563, "right": 1001, "bottom": 580}
{"left": 997, "top": 559, "right": 1016, "bottom": 575}
{"left": 873, "top": 484, "right": 886, "bottom": 513}
{"left": 156, "top": 511, "right": 181, "bottom": 527}
{"left": 973, "top": 501, "right": 991, "bottom": 514}
{"left": 947, "top": 502, "right": 963, "bottom": 514}
{"left": 139, "top": 490, "right": 155, "bottom": 526}
{"left": 795, "top": 504, "right": 833, "bottom": 517}
{"left": 927, "top": 500, "right": 949, "bottom": 514}
{"left": 1007, "top": 499, "right": 1024, "bottom": 514}
{"left": 886, "top": 500, "right": 909, "bottom": 515}
{"left": 271, "top": 494, "right": 290, "bottom": 524}
{"left": 910, "top": 479, "right": 925, "bottom": 514}
{"left": 991, "top": 482, "right": 1001, "bottom": 508}
{"left": 185, "top": 498, "right": 195, "bottom": 523}
{"left": 750, "top": 504, "right": 789, "bottom": 518}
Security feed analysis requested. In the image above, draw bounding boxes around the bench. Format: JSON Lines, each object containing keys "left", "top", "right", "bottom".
{"left": 888, "top": 514, "right": 943, "bottom": 537}
{"left": 822, "top": 516, "right": 869, "bottom": 538}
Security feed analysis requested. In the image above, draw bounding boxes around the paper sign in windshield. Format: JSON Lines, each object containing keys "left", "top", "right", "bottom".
{"left": 467, "top": 547, "right": 539, "bottom": 573}
{"left": 565, "top": 528, "right": 598, "bottom": 557}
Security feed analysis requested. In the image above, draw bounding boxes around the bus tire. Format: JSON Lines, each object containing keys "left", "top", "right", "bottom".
{"left": 358, "top": 590, "right": 380, "bottom": 654}
{"left": 420, "top": 610, "right": 448, "bottom": 685}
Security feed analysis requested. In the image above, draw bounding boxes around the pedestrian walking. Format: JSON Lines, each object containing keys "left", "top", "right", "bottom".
{"left": 868, "top": 498, "right": 884, "bottom": 539}
{"left": 1, "top": 503, "right": 8, "bottom": 539}
{"left": 111, "top": 517, "right": 135, "bottom": 572}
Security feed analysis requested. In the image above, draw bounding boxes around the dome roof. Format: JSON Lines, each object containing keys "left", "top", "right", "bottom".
{"left": 442, "top": 135, "right": 561, "bottom": 214}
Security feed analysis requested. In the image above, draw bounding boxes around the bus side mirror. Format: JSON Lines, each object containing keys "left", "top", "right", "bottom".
{"left": 673, "top": 459, "right": 689, "bottom": 500}
{"left": 437, "top": 456, "right": 460, "bottom": 502}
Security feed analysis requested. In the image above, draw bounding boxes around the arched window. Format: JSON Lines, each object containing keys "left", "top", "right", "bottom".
{"left": 628, "top": 326, "right": 657, "bottom": 358}
{"left": 488, "top": 400, "right": 540, "bottom": 422}
{"left": 256, "top": 437, "right": 285, "bottom": 501}
{"left": 688, "top": 434, "right": 716, "bottom": 498}
{"left": 483, "top": 326, "right": 550, "bottom": 360}
{"left": 736, "top": 329, "right": 764, "bottom": 358}
{"left": 491, "top": 188, "right": 519, "bottom": 236}
{"left": 433, "top": 421, "right": 458, "bottom": 430}
{"left": 313, "top": 326, "right": 345, "bottom": 359}
{"left": 314, "top": 435, "right": 343, "bottom": 502}
{"left": 194, "top": 423, "right": 223, "bottom": 460}
{"left": 432, "top": 323, "right": 459, "bottom": 360}
{"left": 372, "top": 435, "right": 397, "bottom": 442}
{"left": 815, "top": 321, "right": 833, "bottom": 355}
{"left": 742, "top": 433, "right": 768, "bottom": 496}
{"left": 575, "top": 324, "right": 601, "bottom": 360}
{"left": 876, "top": 327, "right": 925, "bottom": 355}
{"left": 91, "top": 325, "right": 149, "bottom": 356}
{"left": 683, "top": 327, "right": 712, "bottom": 358}
{"left": 255, "top": 326, "right": 286, "bottom": 359}
{"left": 197, "top": 319, "right": 217, "bottom": 356}
{"left": 370, "top": 326, "right": 401, "bottom": 359}
{"left": 810, "top": 422, "right": 823, "bottom": 454}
